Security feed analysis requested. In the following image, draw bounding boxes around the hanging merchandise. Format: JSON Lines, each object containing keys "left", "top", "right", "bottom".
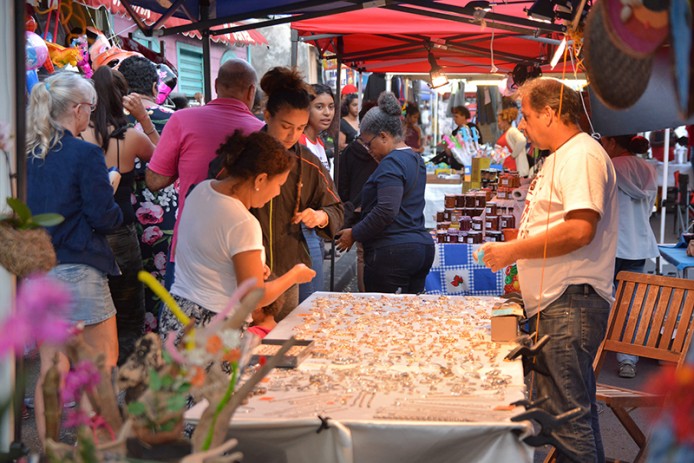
{"left": 155, "top": 63, "right": 178, "bottom": 104}
{"left": 88, "top": 28, "right": 142, "bottom": 70}
{"left": 25, "top": 31, "right": 48, "bottom": 71}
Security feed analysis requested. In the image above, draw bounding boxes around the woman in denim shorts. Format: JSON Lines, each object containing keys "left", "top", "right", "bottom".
{"left": 26, "top": 72, "right": 123, "bottom": 444}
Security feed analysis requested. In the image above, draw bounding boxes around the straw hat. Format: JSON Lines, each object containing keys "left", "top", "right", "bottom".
{"left": 583, "top": 2, "right": 653, "bottom": 109}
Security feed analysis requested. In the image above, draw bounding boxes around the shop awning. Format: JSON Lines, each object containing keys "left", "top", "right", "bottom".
{"left": 78, "top": 0, "right": 268, "bottom": 46}
{"left": 291, "top": 0, "right": 567, "bottom": 74}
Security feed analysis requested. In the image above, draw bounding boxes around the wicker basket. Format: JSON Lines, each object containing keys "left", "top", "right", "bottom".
{"left": 0, "top": 221, "right": 56, "bottom": 278}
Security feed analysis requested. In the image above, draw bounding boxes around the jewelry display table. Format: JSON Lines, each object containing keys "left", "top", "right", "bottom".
{"left": 185, "top": 292, "right": 533, "bottom": 463}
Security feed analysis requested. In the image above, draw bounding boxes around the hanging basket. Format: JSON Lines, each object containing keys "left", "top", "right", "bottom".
{"left": 0, "top": 222, "right": 56, "bottom": 278}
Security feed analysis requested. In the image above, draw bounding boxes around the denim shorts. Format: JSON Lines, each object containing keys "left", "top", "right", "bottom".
{"left": 49, "top": 263, "right": 116, "bottom": 326}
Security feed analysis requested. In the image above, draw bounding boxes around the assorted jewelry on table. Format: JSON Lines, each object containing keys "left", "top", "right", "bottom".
{"left": 241, "top": 294, "right": 524, "bottom": 423}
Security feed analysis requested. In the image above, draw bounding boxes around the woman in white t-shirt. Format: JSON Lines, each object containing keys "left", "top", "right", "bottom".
{"left": 160, "top": 130, "right": 315, "bottom": 342}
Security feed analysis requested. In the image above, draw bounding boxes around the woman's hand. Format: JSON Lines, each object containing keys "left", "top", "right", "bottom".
{"left": 291, "top": 263, "right": 316, "bottom": 284}
{"left": 293, "top": 208, "right": 329, "bottom": 229}
{"left": 122, "top": 94, "right": 148, "bottom": 122}
{"left": 335, "top": 228, "right": 355, "bottom": 252}
{"left": 263, "top": 264, "right": 272, "bottom": 280}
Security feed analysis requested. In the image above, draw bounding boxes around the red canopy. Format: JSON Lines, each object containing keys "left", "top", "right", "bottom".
{"left": 292, "top": 0, "right": 565, "bottom": 74}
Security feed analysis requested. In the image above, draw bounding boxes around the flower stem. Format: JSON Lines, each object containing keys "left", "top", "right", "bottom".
{"left": 202, "top": 362, "right": 238, "bottom": 451}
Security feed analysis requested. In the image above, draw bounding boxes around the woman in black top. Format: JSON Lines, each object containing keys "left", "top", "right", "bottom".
{"left": 339, "top": 93, "right": 359, "bottom": 151}
{"left": 82, "top": 66, "right": 157, "bottom": 365}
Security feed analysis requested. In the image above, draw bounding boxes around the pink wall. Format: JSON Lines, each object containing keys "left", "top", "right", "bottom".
{"left": 113, "top": 16, "right": 246, "bottom": 99}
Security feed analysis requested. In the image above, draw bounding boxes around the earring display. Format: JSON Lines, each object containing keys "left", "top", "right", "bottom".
{"left": 190, "top": 293, "right": 528, "bottom": 430}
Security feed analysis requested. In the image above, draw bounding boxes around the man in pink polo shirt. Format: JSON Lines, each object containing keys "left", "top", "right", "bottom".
{"left": 145, "top": 58, "right": 264, "bottom": 287}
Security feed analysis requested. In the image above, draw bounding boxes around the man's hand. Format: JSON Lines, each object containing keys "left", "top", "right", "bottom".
{"left": 292, "top": 208, "right": 328, "bottom": 229}
{"left": 335, "top": 228, "right": 355, "bottom": 252}
{"left": 473, "top": 242, "right": 517, "bottom": 272}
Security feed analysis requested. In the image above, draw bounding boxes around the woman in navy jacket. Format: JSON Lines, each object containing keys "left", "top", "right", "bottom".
{"left": 336, "top": 92, "right": 434, "bottom": 293}
{"left": 26, "top": 72, "right": 122, "bottom": 443}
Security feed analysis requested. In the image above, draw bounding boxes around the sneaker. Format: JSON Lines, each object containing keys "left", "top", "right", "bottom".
{"left": 618, "top": 363, "right": 637, "bottom": 378}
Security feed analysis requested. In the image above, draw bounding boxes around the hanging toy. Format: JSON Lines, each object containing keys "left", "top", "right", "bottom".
{"left": 26, "top": 31, "right": 48, "bottom": 71}
{"left": 155, "top": 63, "right": 178, "bottom": 104}
{"left": 72, "top": 35, "right": 92, "bottom": 78}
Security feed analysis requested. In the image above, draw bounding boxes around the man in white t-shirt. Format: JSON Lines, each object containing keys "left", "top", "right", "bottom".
{"left": 476, "top": 78, "right": 618, "bottom": 463}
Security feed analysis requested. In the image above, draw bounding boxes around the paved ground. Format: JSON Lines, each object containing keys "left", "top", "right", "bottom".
{"left": 12, "top": 212, "right": 681, "bottom": 460}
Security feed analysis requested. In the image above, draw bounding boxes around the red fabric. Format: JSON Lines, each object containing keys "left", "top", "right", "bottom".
{"left": 497, "top": 131, "right": 517, "bottom": 171}
{"left": 292, "top": 1, "right": 549, "bottom": 74}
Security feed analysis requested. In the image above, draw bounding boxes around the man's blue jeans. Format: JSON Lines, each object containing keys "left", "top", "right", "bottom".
{"left": 527, "top": 284, "right": 610, "bottom": 463}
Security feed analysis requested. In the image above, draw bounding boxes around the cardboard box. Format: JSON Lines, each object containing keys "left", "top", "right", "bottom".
{"left": 471, "top": 157, "right": 491, "bottom": 183}
{"left": 426, "top": 173, "right": 463, "bottom": 185}
{"left": 490, "top": 301, "right": 523, "bottom": 342}
{"left": 491, "top": 316, "right": 520, "bottom": 342}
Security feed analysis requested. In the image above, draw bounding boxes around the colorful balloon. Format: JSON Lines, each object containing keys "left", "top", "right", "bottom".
{"left": 26, "top": 70, "right": 39, "bottom": 94}
{"left": 26, "top": 31, "right": 48, "bottom": 71}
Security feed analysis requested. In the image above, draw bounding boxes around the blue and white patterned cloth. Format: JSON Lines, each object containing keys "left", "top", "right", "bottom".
{"left": 425, "top": 243, "right": 506, "bottom": 296}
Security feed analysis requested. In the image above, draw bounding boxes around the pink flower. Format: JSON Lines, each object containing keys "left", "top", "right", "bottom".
{"left": 142, "top": 226, "right": 163, "bottom": 246}
{"left": 153, "top": 252, "right": 168, "bottom": 273}
{"left": 62, "top": 360, "right": 101, "bottom": 403}
{"left": 0, "top": 274, "right": 72, "bottom": 355}
{"left": 63, "top": 409, "right": 91, "bottom": 429}
{"left": 136, "top": 201, "right": 164, "bottom": 225}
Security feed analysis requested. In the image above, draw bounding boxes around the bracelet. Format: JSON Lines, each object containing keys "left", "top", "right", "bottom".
{"left": 144, "top": 127, "right": 156, "bottom": 136}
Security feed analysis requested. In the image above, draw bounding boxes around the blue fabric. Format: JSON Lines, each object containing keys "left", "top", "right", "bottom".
{"left": 528, "top": 285, "right": 610, "bottom": 463}
{"left": 49, "top": 263, "right": 116, "bottom": 326}
{"left": 298, "top": 224, "right": 324, "bottom": 302}
{"left": 27, "top": 131, "right": 123, "bottom": 275}
{"left": 425, "top": 244, "right": 506, "bottom": 296}
{"left": 352, "top": 147, "right": 430, "bottom": 250}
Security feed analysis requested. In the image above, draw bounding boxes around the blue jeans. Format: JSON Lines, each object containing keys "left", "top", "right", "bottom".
{"left": 363, "top": 242, "right": 435, "bottom": 294}
{"left": 49, "top": 263, "right": 116, "bottom": 326}
{"left": 298, "top": 225, "right": 324, "bottom": 303}
{"left": 614, "top": 258, "right": 646, "bottom": 367}
{"left": 527, "top": 284, "right": 610, "bottom": 463}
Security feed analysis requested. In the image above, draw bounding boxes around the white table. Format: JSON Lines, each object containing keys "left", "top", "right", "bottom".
{"left": 424, "top": 182, "right": 462, "bottom": 228}
{"left": 186, "top": 292, "right": 533, "bottom": 463}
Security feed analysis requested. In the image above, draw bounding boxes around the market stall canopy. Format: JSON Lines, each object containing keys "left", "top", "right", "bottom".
{"left": 291, "top": 0, "right": 570, "bottom": 74}
{"left": 77, "top": 0, "right": 268, "bottom": 46}
{"left": 113, "top": 0, "right": 387, "bottom": 39}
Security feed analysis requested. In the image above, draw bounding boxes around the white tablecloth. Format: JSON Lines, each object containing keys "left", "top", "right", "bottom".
{"left": 646, "top": 160, "right": 694, "bottom": 188}
{"left": 186, "top": 292, "right": 533, "bottom": 463}
{"left": 424, "top": 182, "right": 462, "bottom": 229}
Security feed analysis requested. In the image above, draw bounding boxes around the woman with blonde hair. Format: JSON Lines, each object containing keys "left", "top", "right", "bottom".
{"left": 496, "top": 107, "right": 530, "bottom": 176}
{"left": 26, "top": 72, "right": 123, "bottom": 443}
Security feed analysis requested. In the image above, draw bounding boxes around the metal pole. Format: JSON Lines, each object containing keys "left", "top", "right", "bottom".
{"left": 201, "top": 1, "right": 212, "bottom": 102}
{"left": 330, "top": 37, "right": 344, "bottom": 292}
{"left": 659, "top": 128, "right": 671, "bottom": 273}
{"left": 290, "top": 28, "right": 299, "bottom": 68}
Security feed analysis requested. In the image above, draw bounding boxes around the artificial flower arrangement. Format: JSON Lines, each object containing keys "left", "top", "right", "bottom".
{"left": 0, "top": 271, "right": 297, "bottom": 462}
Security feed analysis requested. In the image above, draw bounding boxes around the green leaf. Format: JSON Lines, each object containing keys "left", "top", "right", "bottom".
{"left": 127, "top": 401, "right": 146, "bottom": 416}
{"left": 149, "top": 369, "right": 162, "bottom": 391}
{"left": 160, "top": 374, "right": 173, "bottom": 389}
{"left": 31, "top": 213, "right": 64, "bottom": 227}
{"left": 166, "top": 394, "right": 187, "bottom": 411}
{"left": 6, "top": 197, "right": 32, "bottom": 225}
{"left": 176, "top": 382, "right": 191, "bottom": 394}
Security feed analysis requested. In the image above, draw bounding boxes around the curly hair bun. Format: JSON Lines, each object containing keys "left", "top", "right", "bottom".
{"left": 260, "top": 67, "right": 306, "bottom": 96}
{"left": 629, "top": 135, "right": 650, "bottom": 155}
{"left": 378, "top": 92, "right": 402, "bottom": 117}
